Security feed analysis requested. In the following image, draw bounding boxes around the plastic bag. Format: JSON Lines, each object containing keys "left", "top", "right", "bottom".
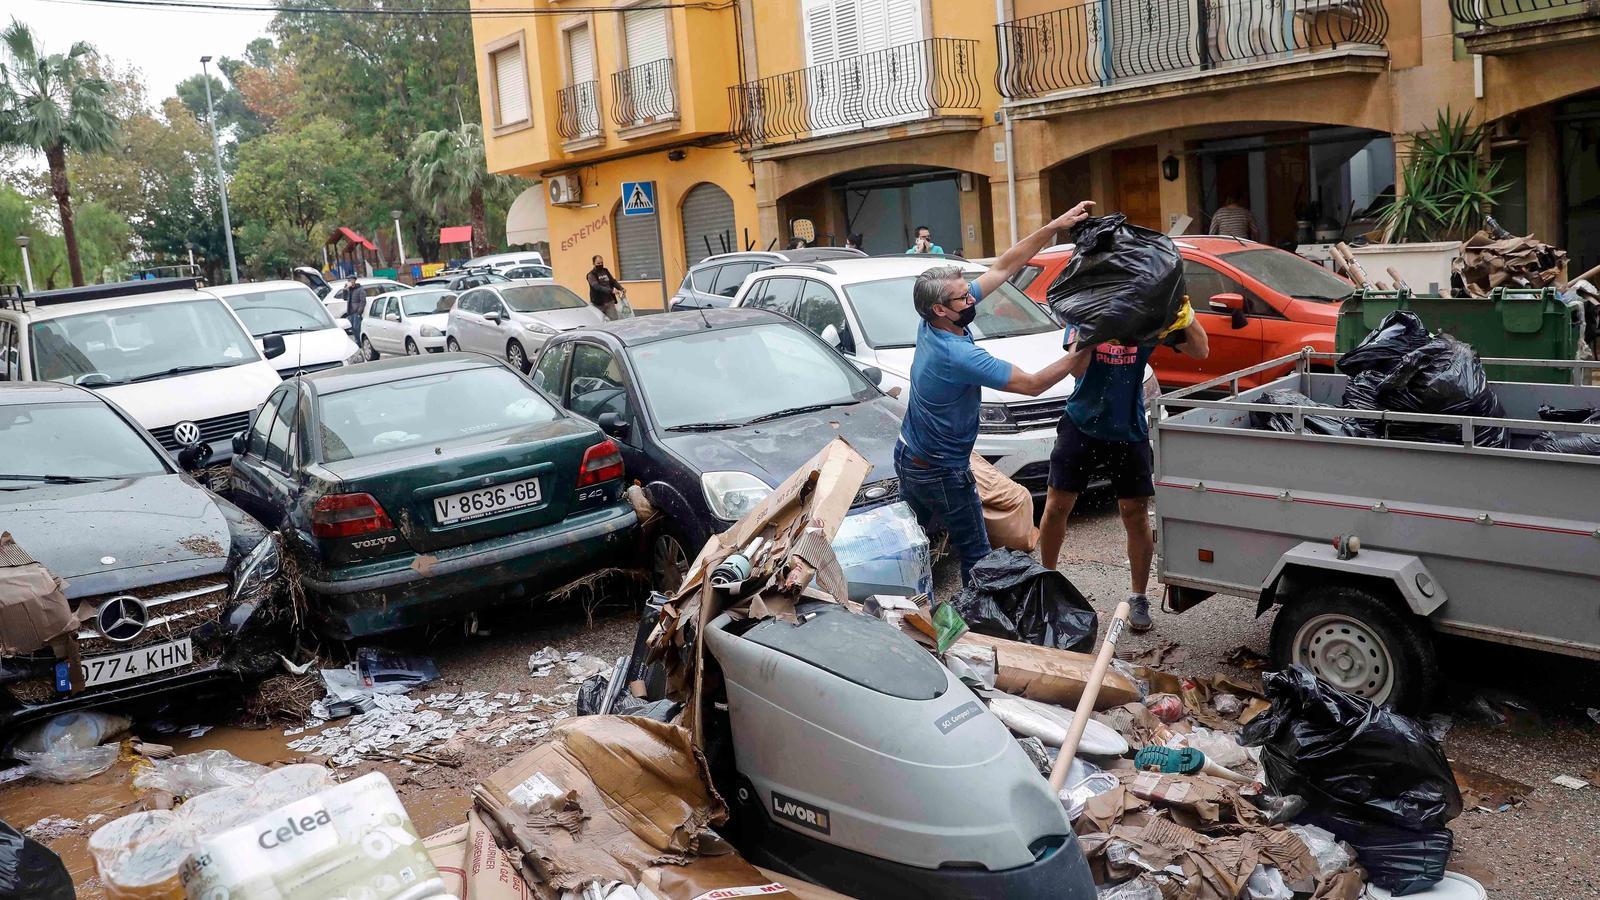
{"left": 1376, "top": 335, "right": 1507, "bottom": 447}
{"left": 1287, "top": 824, "right": 1353, "bottom": 883}
{"left": 1531, "top": 411, "right": 1600, "bottom": 456}
{"left": 133, "top": 749, "right": 271, "bottom": 798}
{"left": 0, "top": 819, "right": 73, "bottom": 900}
{"left": 1245, "top": 865, "right": 1293, "bottom": 900}
{"left": 16, "top": 735, "right": 120, "bottom": 783}
{"left": 832, "top": 501, "right": 933, "bottom": 600}
{"left": 1174, "top": 726, "right": 1248, "bottom": 769}
{"left": 1299, "top": 807, "right": 1452, "bottom": 896}
{"left": 951, "top": 549, "right": 1098, "bottom": 653}
{"left": 1537, "top": 404, "right": 1597, "bottom": 422}
{"left": 1143, "top": 693, "right": 1184, "bottom": 723}
{"left": 1239, "top": 667, "right": 1462, "bottom": 831}
{"left": 1339, "top": 370, "right": 1385, "bottom": 437}
{"left": 1046, "top": 214, "right": 1186, "bottom": 347}
{"left": 1097, "top": 876, "right": 1165, "bottom": 900}
{"left": 1336, "top": 310, "right": 1430, "bottom": 376}
{"left": 1249, "top": 389, "right": 1356, "bottom": 437}
{"left": 7, "top": 710, "right": 130, "bottom": 759}
{"left": 574, "top": 672, "right": 680, "bottom": 721}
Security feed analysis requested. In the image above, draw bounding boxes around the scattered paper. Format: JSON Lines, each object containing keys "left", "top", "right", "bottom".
{"left": 1551, "top": 775, "right": 1590, "bottom": 790}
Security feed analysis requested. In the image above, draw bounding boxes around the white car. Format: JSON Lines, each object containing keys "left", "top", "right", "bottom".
{"left": 445, "top": 280, "right": 607, "bottom": 372}
{"left": 321, "top": 277, "right": 410, "bottom": 319}
{"left": 209, "top": 280, "right": 363, "bottom": 377}
{"left": 0, "top": 279, "right": 287, "bottom": 464}
{"left": 359, "top": 288, "right": 455, "bottom": 358}
{"left": 454, "top": 251, "right": 546, "bottom": 272}
{"left": 729, "top": 256, "right": 1159, "bottom": 492}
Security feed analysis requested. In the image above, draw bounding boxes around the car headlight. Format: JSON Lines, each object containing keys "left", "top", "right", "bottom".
{"left": 344, "top": 348, "right": 366, "bottom": 365}
{"left": 233, "top": 533, "right": 281, "bottom": 600}
{"left": 522, "top": 319, "right": 556, "bottom": 334}
{"left": 420, "top": 324, "right": 443, "bottom": 338}
{"left": 978, "top": 403, "right": 1015, "bottom": 432}
{"left": 702, "top": 471, "right": 773, "bottom": 521}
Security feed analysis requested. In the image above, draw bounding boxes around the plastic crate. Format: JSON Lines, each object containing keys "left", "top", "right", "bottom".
{"left": 1336, "top": 287, "right": 1581, "bottom": 384}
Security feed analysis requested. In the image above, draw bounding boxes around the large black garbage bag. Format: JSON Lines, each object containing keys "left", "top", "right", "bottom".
{"left": 1377, "top": 336, "right": 1507, "bottom": 447}
{"left": 574, "top": 672, "right": 681, "bottom": 721}
{"left": 1299, "top": 808, "right": 1453, "bottom": 897}
{"left": 1239, "top": 666, "right": 1462, "bottom": 831}
{"left": 951, "top": 549, "right": 1098, "bottom": 653}
{"left": 1537, "top": 404, "right": 1598, "bottom": 423}
{"left": 1046, "top": 214, "right": 1185, "bottom": 347}
{"left": 0, "top": 819, "right": 73, "bottom": 900}
{"left": 1248, "top": 389, "right": 1355, "bottom": 437}
{"left": 1531, "top": 411, "right": 1600, "bottom": 455}
{"left": 1339, "top": 370, "right": 1386, "bottom": 437}
{"left": 1337, "top": 310, "right": 1430, "bottom": 376}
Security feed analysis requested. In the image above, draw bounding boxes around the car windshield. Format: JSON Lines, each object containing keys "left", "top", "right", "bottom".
{"left": 844, "top": 276, "right": 1058, "bottom": 348}
{"left": 223, "top": 286, "right": 334, "bottom": 336}
{"left": 0, "top": 401, "right": 168, "bottom": 484}
{"left": 501, "top": 284, "right": 585, "bottom": 313}
{"left": 31, "top": 298, "right": 257, "bottom": 386}
{"left": 317, "top": 366, "right": 561, "bottom": 462}
{"left": 629, "top": 322, "right": 876, "bottom": 430}
{"left": 1222, "top": 248, "right": 1354, "bottom": 301}
{"left": 400, "top": 291, "right": 452, "bottom": 316}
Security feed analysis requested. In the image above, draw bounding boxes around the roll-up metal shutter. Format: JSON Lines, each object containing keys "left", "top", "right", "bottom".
{"left": 492, "top": 45, "right": 529, "bottom": 125}
{"left": 623, "top": 7, "right": 670, "bottom": 65}
{"left": 680, "top": 184, "right": 736, "bottom": 268}
{"left": 615, "top": 205, "right": 662, "bottom": 281}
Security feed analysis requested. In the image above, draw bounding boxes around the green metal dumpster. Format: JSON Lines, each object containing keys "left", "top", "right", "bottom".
{"left": 1336, "top": 287, "right": 1582, "bottom": 383}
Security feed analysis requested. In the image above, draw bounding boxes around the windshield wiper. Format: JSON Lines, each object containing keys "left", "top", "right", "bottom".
{"left": 260, "top": 326, "right": 314, "bottom": 336}
{"left": 664, "top": 422, "right": 744, "bottom": 432}
{"left": 126, "top": 363, "right": 233, "bottom": 383}
{"left": 743, "top": 401, "right": 857, "bottom": 425}
{"left": 0, "top": 474, "right": 115, "bottom": 484}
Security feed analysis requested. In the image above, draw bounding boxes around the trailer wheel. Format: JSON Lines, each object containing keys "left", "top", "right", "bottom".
{"left": 1270, "top": 584, "right": 1437, "bottom": 711}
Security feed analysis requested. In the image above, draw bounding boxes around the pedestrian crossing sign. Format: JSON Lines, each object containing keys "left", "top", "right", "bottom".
{"left": 621, "top": 181, "right": 657, "bottom": 217}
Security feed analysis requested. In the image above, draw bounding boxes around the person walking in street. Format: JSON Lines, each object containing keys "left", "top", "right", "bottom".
{"left": 1209, "top": 195, "right": 1260, "bottom": 240}
{"left": 905, "top": 225, "right": 945, "bottom": 255}
{"left": 586, "top": 255, "right": 624, "bottom": 321}
{"left": 345, "top": 276, "right": 368, "bottom": 344}
{"left": 1037, "top": 298, "right": 1210, "bottom": 632}
{"left": 895, "top": 200, "right": 1096, "bottom": 584}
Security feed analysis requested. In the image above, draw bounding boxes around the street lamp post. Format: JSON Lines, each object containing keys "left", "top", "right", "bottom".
{"left": 200, "top": 56, "right": 239, "bottom": 284}
{"left": 185, "top": 241, "right": 196, "bottom": 269}
{"left": 391, "top": 209, "right": 407, "bottom": 274}
{"left": 15, "top": 236, "right": 33, "bottom": 292}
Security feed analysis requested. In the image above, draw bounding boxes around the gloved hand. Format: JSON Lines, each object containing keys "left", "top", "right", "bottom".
{"left": 1158, "top": 297, "right": 1195, "bottom": 340}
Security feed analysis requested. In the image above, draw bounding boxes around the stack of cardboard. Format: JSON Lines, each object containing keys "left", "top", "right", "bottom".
{"left": 1452, "top": 229, "right": 1567, "bottom": 297}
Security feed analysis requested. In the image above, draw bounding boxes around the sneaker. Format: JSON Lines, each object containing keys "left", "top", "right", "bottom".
{"left": 1127, "top": 594, "right": 1154, "bottom": 633}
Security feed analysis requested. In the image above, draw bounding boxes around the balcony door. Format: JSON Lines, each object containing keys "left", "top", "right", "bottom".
{"left": 564, "top": 23, "right": 599, "bottom": 139}
{"left": 802, "top": 0, "right": 925, "bottom": 137}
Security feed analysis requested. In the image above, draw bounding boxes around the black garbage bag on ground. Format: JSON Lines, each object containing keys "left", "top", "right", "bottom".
{"left": 0, "top": 819, "right": 73, "bottom": 900}
{"left": 1249, "top": 389, "right": 1356, "bottom": 437}
{"left": 1337, "top": 310, "right": 1431, "bottom": 377}
{"left": 1530, "top": 411, "right": 1600, "bottom": 456}
{"left": 1299, "top": 808, "right": 1453, "bottom": 897}
{"left": 1376, "top": 336, "right": 1507, "bottom": 447}
{"left": 950, "top": 549, "right": 1098, "bottom": 653}
{"left": 1045, "top": 214, "right": 1185, "bottom": 347}
{"left": 574, "top": 672, "right": 681, "bottom": 721}
{"left": 1240, "top": 667, "right": 1462, "bottom": 830}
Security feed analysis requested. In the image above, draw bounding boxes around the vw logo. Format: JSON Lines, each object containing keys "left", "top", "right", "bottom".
{"left": 172, "top": 421, "right": 202, "bottom": 446}
{"left": 97, "top": 596, "right": 149, "bottom": 643}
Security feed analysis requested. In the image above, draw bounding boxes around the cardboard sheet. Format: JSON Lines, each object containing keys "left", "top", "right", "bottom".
{"left": 424, "top": 823, "right": 469, "bottom": 898}
{"left": 960, "top": 632, "right": 1141, "bottom": 709}
{"left": 639, "top": 853, "right": 798, "bottom": 900}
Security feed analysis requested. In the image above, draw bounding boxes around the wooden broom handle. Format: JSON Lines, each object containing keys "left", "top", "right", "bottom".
{"left": 1048, "top": 601, "right": 1130, "bottom": 791}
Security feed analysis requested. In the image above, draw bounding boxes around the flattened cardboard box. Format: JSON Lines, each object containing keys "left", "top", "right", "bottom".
{"left": 960, "top": 632, "right": 1141, "bottom": 709}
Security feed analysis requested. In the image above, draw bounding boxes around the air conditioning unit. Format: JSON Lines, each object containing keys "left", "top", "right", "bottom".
{"left": 548, "top": 175, "right": 582, "bottom": 206}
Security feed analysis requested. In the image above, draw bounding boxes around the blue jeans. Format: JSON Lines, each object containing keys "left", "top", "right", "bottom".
{"left": 894, "top": 444, "right": 991, "bottom": 585}
{"left": 348, "top": 313, "right": 363, "bottom": 344}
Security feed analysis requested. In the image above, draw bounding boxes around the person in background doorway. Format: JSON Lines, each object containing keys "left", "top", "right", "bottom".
{"left": 586, "top": 255, "right": 623, "bottom": 321}
{"left": 1209, "top": 196, "right": 1260, "bottom": 240}
{"left": 345, "top": 276, "right": 368, "bottom": 344}
{"left": 845, "top": 233, "right": 864, "bottom": 252}
{"left": 905, "top": 225, "right": 945, "bottom": 255}
{"left": 1037, "top": 301, "right": 1210, "bottom": 632}
{"left": 896, "top": 200, "right": 1096, "bottom": 584}
{"left": 789, "top": 236, "right": 808, "bottom": 250}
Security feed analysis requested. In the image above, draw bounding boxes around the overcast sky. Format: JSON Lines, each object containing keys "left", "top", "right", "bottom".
{"left": 9, "top": 0, "right": 272, "bottom": 105}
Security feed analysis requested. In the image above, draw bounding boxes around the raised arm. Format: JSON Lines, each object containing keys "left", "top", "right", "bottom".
{"left": 973, "top": 201, "right": 1095, "bottom": 298}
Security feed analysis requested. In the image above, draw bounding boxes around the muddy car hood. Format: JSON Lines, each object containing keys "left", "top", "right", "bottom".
{"left": 0, "top": 475, "right": 242, "bottom": 596}
{"left": 659, "top": 395, "right": 901, "bottom": 488}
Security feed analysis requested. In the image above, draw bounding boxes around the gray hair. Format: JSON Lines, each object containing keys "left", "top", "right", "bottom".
{"left": 912, "top": 265, "right": 967, "bottom": 321}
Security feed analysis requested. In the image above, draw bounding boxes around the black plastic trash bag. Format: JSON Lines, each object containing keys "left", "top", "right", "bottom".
{"left": 1300, "top": 808, "right": 1452, "bottom": 896}
{"left": 0, "top": 819, "right": 73, "bottom": 900}
{"left": 1337, "top": 310, "right": 1430, "bottom": 376}
{"left": 574, "top": 672, "right": 682, "bottom": 721}
{"left": 1376, "top": 336, "right": 1507, "bottom": 447}
{"left": 1045, "top": 214, "right": 1185, "bottom": 348}
{"left": 1537, "top": 404, "right": 1598, "bottom": 423}
{"left": 1249, "top": 389, "right": 1355, "bottom": 437}
{"left": 950, "top": 549, "right": 1097, "bottom": 653}
{"left": 1339, "top": 371, "right": 1385, "bottom": 437}
{"left": 1531, "top": 411, "right": 1600, "bottom": 456}
{"left": 1239, "top": 667, "right": 1462, "bottom": 831}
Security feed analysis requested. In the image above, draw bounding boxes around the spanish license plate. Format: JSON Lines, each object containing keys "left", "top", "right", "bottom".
{"left": 433, "top": 477, "right": 542, "bottom": 525}
{"left": 56, "top": 639, "right": 194, "bottom": 692}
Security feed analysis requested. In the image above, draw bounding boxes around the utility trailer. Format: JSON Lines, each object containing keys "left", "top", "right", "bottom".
{"left": 1153, "top": 350, "right": 1600, "bottom": 709}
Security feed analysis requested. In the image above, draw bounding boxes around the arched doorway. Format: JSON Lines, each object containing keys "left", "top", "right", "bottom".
{"left": 681, "top": 183, "right": 736, "bottom": 267}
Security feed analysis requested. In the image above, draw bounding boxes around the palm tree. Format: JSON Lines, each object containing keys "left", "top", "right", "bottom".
{"left": 0, "top": 21, "right": 118, "bottom": 286}
{"left": 407, "top": 123, "right": 514, "bottom": 257}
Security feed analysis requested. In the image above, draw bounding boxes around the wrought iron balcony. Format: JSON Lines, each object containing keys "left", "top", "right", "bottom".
{"left": 996, "top": 0, "right": 1390, "bottom": 100}
{"left": 1451, "top": 0, "right": 1597, "bottom": 28}
{"left": 729, "top": 37, "right": 982, "bottom": 147}
{"left": 610, "top": 58, "right": 679, "bottom": 128}
{"left": 557, "top": 81, "right": 601, "bottom": 141}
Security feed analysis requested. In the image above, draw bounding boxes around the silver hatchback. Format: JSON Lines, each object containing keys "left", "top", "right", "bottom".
{"left": 445, "top": 280, "right": 607, "bottom": 372}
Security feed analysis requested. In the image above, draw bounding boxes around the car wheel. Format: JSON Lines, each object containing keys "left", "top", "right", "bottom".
{"left": 446, "top": 337, "right": 460, "bottom": 352}
{"left": 405, "top": 338, "right": 420, "bottom": 356}
{"left": 507, "top": 340, "right": 529, "bottom": 373}
{"left": 361, "top": 336, "right": 377, "bottom": 361}
{"left": 651, "top": 530, "right": 690, "bottom": 595}
{"left": 1269, "top": 583, "right": 1437, "bottom": 712}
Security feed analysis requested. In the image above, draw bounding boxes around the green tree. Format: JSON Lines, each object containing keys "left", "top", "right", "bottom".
{"left": 0, "top": 20, "right": 119, "bottom": 285}
{"left": 408, "top": 123, "right": 517, "bottom": 257}
{"left": 231, "top": 116, "right": 394, "bottom": 248}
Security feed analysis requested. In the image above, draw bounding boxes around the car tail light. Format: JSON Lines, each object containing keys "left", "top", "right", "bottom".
{"left": 577, "top": 439, "right": 624, "bottom": 487}
{"left": 312, "top": 492, "right": 394, "bottom": 538}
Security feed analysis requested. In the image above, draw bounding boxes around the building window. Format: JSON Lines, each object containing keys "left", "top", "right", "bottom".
{"left": 488, "top": 38, "right": 531, "bottom": 129}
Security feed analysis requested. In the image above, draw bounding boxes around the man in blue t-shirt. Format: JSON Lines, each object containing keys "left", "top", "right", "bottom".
{"left": 896, "top": 201, "right": 1095, "bottom": 583}
{"left": 1038, "top": 306, "right": 1209, "bottom": 631}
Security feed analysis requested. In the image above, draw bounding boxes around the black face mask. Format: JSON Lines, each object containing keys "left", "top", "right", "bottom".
{"left": 952, "top": 305, "right": 977, "bottom": 328}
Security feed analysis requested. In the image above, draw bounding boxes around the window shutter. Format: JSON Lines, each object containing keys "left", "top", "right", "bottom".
{"left": 885, "top": 0, "right": 922, "bottom": 47}
{"left": 492, "top": 46, "right": 529, "bottom": 125}
{"left": 567, "top": 24, "right": 594, "bottom": 83}
{"left": 623, "top": 7, "right": 670, "bottom": 66}
{"left": 615, "top": 208, "right": 662, "bottom": 281}
{"left": 681, "top": 185, "right": 736, "bottom": 268}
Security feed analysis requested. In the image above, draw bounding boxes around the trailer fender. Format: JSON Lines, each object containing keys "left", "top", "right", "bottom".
{"left": 1256, "top": 542, "right": 1447, "bottom": 617}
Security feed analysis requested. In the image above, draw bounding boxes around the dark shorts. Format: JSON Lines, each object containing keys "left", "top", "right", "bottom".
{"left": 1048, "top": 416, "right": 1154, "bottom": 498}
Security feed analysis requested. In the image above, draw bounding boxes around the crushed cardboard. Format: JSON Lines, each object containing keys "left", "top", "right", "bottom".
{"left": 424, "top": 823, "right": 470, "bottom": 898}
{"left": 1452, "top": 230, "right": 1567, "bottom": 297}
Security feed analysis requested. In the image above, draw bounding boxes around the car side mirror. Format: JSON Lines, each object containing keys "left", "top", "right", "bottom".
{"left": 862, "top": 366, "right": 884, "bottom": 386}
{"left": 336, "top": 317, "right": 352, "bottom": 332}
{"left": 262, "top": 334, "right": 287, "bottom": 360}
{"left": 385, "top": 312, "right": 400, "bottom": 322}
{"left": 231, "top": 432, "right": 249, "bottom": 456}
{"left": 178, "top": 441, "right": 213, "bottom": 471}
{"left": 485, "top": 310, "right": 503, "bottom": 323}
{"left": 820, "top": 323, "right": 842, "bottom": 348}
{"left": 1208, "top": 292, "right": 1245, "bottom": 313}
{"left": 597, "top": 412, "right": 630, "bottom": 441}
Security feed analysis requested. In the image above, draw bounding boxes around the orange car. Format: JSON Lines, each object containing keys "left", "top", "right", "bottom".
{"left": 1011, "top": 237, "right": 1348, "bottom": 388}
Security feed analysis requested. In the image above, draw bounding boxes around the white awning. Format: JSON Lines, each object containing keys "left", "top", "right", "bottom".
{"left": 506, "top": 185, "right": 549, "bottom": 245}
